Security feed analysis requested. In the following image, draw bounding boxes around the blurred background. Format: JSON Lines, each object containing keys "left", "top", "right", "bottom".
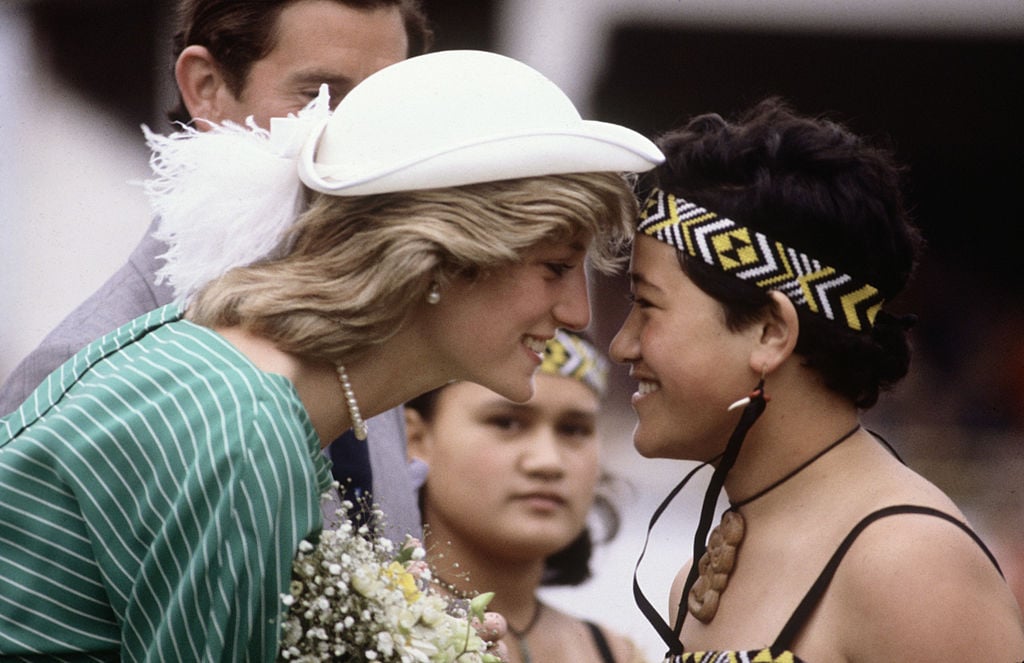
{"left": 2, "top": 0, "right": 1022, "bottom": 658}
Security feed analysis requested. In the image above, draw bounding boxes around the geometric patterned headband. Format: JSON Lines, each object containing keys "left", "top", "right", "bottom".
{"left": 638, "top": 188, "right": 884, "bottom": 331}
{"left": 540, "top": 329, "right": 609, "bottom": 397}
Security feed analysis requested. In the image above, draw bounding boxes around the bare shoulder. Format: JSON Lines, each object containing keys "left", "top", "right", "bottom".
{"left": 667, "top": 559, "right": 692, "bottom": 626}
{"left": 584, "top": 618, "right": 652, "bottom": 663}
{"left": 830, "top": 502, "right": 1024, "bottom": 659}
{"left": 545, "top": 607, "right": 653, "bottom": 663}
{"left": 213, "top": 326, "right": 302, "bottom": 377}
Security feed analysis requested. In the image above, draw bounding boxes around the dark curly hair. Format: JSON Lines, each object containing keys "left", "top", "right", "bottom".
{"left": 653, "top": 97, "right": 924, "bottom": 408}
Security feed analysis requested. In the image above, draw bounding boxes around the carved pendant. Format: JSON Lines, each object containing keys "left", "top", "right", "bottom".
{"left": 687, "top": 509, "right": 746, "bottom": 623}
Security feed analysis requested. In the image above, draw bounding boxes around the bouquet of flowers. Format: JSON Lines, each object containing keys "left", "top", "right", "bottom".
{"left": 278, "top": 495, "right": 499, "bottom": 662}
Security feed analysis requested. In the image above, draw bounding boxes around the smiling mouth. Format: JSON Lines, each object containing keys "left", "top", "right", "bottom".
{"left": 523, "top": 335, "right": 548, "bottom": 355}
{"left": 638, "top": 380, "right": 660, "bottom": 395}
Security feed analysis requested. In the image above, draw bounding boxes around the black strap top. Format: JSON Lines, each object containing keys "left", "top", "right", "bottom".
{"left": 772, "top": 503, "right": 1002, "bottom": 649}
{"left": 666, "top": 504, "right": 1004, "bottom": 662}
{"left": 585, "top": 620, "right": 618, "bottom": 663}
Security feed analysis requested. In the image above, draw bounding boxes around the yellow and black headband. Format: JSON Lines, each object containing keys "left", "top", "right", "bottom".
{"left": 540, "top": 330, "right": 608, "bottom": 397}
{"left": 638, "top": 188, "right": 884, "bottom": 331}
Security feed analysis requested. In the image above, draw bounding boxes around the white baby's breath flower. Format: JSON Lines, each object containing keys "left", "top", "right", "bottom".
{"left": 276, "top": 497, "right": 493, "bottom": 663}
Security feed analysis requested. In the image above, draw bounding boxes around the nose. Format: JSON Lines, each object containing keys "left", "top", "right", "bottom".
{"left": 520, "top": 428, "right": 564, "bottom": 479}
{"left": 551, "top": 265, "right": 591, "bottom": 331}
{"left": 609, "top": 308, "right": 640, "bottom": 365}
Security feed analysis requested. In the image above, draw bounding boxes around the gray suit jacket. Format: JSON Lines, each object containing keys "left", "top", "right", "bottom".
{"left": 0, "top": 219, "right": 421, "bottom": 543}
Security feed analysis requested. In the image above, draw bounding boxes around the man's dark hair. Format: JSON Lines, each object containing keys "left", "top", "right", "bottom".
{"left": 167, "top": 0, "right": 432, "bottom": 125}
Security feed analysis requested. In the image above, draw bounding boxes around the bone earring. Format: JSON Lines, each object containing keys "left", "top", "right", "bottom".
{"left": 426, "top": 282, "right": 441, "bottom": 304}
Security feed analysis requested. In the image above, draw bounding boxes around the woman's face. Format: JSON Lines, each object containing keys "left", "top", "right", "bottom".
{"left": 409, "top": 375, "right": 601, "bottom": 561}
{"left": 610, "top": 235, "right": 756, "bottom": 461}
{"left": 421, "top": 238, "right": 593, "bottom": 403}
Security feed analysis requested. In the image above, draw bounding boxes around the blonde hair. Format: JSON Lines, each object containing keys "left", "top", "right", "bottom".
{"left": 188, "top": 172, "right": 636, "bottom": 362}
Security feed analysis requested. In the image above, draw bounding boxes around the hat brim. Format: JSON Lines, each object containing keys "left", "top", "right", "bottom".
{"left": 300, "top": 121, "right": 662, "bottom": 195}
{"left": 296, "top": 50, "right": 663, "bottom": 196}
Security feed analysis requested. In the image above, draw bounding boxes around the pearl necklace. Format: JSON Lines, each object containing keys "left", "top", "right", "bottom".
{"left": 335, "top": 364, "right": 368, "bottom": 440}
{"left": 687, "top": 424, "right": 861, "bottom": 623}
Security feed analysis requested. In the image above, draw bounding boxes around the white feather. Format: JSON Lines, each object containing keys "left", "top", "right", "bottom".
{"left": 140, "top": 86, "right": 330, "bottom": 303}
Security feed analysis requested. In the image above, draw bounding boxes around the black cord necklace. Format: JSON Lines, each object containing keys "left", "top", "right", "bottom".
{"left": 509, "top": 600, "right": 544, "bottom": 663}
{"left": 730, "top": 424, "right": 861, "bottom": 509}
{"left": 686, "top": 424, "right": 861, "bottom": 623}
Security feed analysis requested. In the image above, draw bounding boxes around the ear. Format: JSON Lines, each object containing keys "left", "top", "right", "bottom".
{"left": 174, "top": 44, "right": 232, "bottom": 128}
{"left": 749, "top": 291, "right": 799, "bottom": 375}
{"left": 404, "top": 407, "right": 432, "bottom": 464}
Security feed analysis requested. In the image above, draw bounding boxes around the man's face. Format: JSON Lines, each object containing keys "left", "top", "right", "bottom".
{"left": 218, "top": 0, "right": 408, "bottom": 128}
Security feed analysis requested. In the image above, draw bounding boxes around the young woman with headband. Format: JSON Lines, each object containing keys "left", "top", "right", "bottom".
{"left": 613, "top": 97, "right": 1024, "bottom": 661}
{"left": 406, "top": 331, "right": 648, "bottom": 663}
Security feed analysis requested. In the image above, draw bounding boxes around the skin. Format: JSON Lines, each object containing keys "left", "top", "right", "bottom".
{"left": 219, "top": 265, "right": 594, "bottom": 660}
{"left": 174, "top": 0, "right": 595, "bottom": 422}
{"left": 407, "top": 378, "right": 602, "bottom": 567}
{"left": 209, "top": 198, "right": 590, "bottom": 663}
{"left": 409, "top": 239, "right": 593, "bottom": 405}
{"left": 219, "top": 238, "right": 593, "bottom": 448}
{"left": 175, "top": 0, "right": 409, "bottom": 129}
{"left": 174, "top": 0, "right": 413, "bottom": 448}
{"left": 611, "top": 235, "right": 1024, "bottom": 660}
{"left": 610, "top": 235, "right": 765, "bottom": 461}
{"left": 174, "top": 0, "right": 596, "bottom": 433}
{"left": 172, "top": 3, "right": 519, "bottom": 654}
{"left": 405, "top": 375, "right": 639, "bottom": 663}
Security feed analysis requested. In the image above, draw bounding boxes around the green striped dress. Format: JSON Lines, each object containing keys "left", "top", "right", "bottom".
{"left": 0, "top": 304, "right": 333, "bottom": 661}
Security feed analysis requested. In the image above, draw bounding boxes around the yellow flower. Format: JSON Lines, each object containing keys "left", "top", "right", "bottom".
{"left": 386, "top": 561, "right": 422, "bottom": 603}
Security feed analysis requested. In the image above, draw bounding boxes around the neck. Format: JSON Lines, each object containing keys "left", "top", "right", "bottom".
{"left": 426, "top": 531, "right": 545, "bottom": 629}
{"left": 721, "top": 377, "right": 861, "bottom": 508}
{"left": 214, "top": 326, "right": 347, "bottom": 446}
{"left": 213, "top": 323, "right": 455, "bottom": 446}
{"left": 337, "top": 324, "right": 462, "bottom": 423}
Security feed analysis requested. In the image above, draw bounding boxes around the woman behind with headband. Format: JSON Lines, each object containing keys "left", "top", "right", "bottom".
{"left": 0, "top": 51, "right": 663, "bottom": 661}
{"left": 405, "top": 331, "right": 648, "bottom": 663}
{"left": 612, "top": 97, "right": 1024, "bottom": 660}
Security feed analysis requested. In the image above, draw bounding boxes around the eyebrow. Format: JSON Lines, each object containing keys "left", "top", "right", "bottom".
{"left": 628, "top": 269, "right": 670, "bottom": 300}
{"left": 480, "top": 400, "right": 597, "bottom": 419}
{"left": 287, "top": 70, "right": 356, "bottom": 90}
{"left": 558, "top": 409, "right": 599, "bottom": 421}
{"left": 478, "top": 398, "right": 533, "bottom": 412}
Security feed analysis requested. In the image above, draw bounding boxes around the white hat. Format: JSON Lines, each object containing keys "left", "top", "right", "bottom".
{"left": 298, "top": 50, "right": 663, "bottom": 195}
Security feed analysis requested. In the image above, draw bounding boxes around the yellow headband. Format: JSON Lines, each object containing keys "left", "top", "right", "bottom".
{"left": 540, "top": 330, "right": 608, "bottom": 396}
{"left": 638, "top": 188, "right": 884, "bottom": 331}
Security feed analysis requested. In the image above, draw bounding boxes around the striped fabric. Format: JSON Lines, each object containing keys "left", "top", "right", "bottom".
{"left": 674, "top": 650, "right": 801, "bottom": 662}
{"left": 0, "top": 304, "right": 332, "bottom": 662}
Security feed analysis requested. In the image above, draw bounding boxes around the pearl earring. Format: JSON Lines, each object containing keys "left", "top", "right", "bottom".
{"left": 426, "top": 282, "right": 441, "bottom": 305}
